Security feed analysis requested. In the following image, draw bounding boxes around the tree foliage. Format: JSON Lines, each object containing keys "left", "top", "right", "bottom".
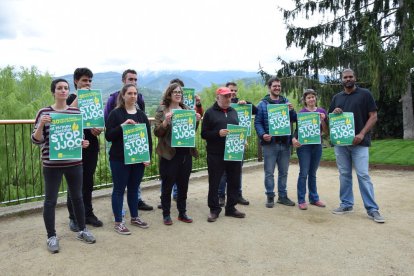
{"left": 265, "top": 0, "right": 414, "bottom": 139}
{"left": 0, "top": 66, "right": 53, "bottom": 119}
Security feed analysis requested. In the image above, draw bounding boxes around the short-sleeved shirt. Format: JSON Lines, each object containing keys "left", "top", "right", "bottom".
{"left": 329, "top": 86, "right": 377, "bottom": 146}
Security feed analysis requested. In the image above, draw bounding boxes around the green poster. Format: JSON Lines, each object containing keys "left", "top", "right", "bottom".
{"left": 267, "top": 104, "right": 291, "bottom": 136}
{"left": 182, "top": 87, "right": 195, "bottom": 109}
{"left": 230, "top": 103, "right": 252, "bottom": 136}
{"left": 329, "top": 112, "right": 355, "bottom": 146}
{"left": 49, "top": 113, "right": 83, "bottom": 160}
{"left": 297, "top": 112, "right": 321, "bottom": 145}
{"left": 77, "top": 89, "right": 105, "bottom": 128}
{"left": 171, "top": 109, "right": 196, "bottom": 147}
{"left": 122, "top": 124, "right": 151, "bottom": 164}
{"left": 224, "top": 124, "right": 248, "bottom": 161}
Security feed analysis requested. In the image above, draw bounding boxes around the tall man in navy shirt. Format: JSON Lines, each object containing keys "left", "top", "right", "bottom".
{"left": 329, "top": 68, "right": 384, "bottom": 223}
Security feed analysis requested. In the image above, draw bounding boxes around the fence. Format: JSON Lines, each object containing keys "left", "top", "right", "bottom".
{"left": 0, "top": 119, "right": 260, "bottom": 205}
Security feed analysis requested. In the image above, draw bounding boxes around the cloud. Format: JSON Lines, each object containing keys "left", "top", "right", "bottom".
{"left": 0, "top": 1, "right": 17, "bottom": 39}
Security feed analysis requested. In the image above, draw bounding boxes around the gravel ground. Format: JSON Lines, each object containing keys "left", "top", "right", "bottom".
{"left": 0, "top": 163, "right": 413, "bottom": 276}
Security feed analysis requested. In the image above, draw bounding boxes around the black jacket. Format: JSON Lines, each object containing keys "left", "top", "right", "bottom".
{"left": 105, "top": 107, "right": 153, "bottom": 162}
{"left": 201, "top": 102, "right": 239, "bottom": 155}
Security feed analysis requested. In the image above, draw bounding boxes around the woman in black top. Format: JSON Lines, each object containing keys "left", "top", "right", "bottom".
{"left": 105, "top": 84, "right": 152, "bottom": 235}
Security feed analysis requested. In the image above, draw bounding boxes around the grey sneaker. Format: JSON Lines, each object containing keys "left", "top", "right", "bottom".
{"left": 368, "top": 211, "right": 385, "bottom": 223}
{"left": 131, "top": 216, "right": 149, "bottom": 229}
{"left": 69, "top": 219, "right": 79, "bottom": 232}
{"left": 277, "top": 196, "right": 295, "bottom": 206}
{"left": 266, "top": 196, "right": 275, "bottom": 208}
{"left": 77, "top": 228, "right": 96, "bottom": 244}
{"left": 332, "top": 206, "right": 354, "bottom": 214}
{"left": 47, "top": 236, "right": 59, "bottom": 253}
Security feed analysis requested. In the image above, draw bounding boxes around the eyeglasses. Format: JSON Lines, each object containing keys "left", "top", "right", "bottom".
{"left": 172, "top": 91, "right": 182, "bottom": 95}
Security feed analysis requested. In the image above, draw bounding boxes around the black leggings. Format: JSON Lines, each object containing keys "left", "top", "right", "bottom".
{"left": 43, "top": 165, "right": 85, "bottom": 238}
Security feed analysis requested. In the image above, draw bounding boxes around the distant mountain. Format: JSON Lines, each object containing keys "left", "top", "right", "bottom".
{"left": 57, "top": 70, "right": 260, "bottom": 102}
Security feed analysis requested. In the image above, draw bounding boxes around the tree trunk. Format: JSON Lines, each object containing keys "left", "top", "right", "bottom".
{"left": 402, "top": 74, "right": 414, "bottom": 139}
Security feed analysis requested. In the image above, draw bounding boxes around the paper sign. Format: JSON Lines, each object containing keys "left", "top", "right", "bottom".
{"left": 224, "top": 124, "right": 248, "bottom": 161}
{"left": 267, "top": 104, "right": 291, "bottom": 136}
{"left": 329, "top": 112, "right": 355, "bottom": 146}
{"left": 297, "top": 112, "right": 321, "bottom": 144}
{"left": 231, "top": 103, "right": 252, "bottom": 136}
{"left": 122, "top": 124, "right": 151, "bottom": 164}
{"left": 171, "top": 109, "right": 196, "bottom": 147}
{"left": 49, "top": 113, "right": 83, "bottom": 160}
{"left": 77, "top": 89, "right": 105, "bottom": 128}
{"left": 182, "top": 87, "right": 196, "bottom": 109}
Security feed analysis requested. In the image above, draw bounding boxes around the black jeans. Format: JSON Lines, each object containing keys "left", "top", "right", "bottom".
{"left": 67, "top": 148, "right": 98, "bottom": 220}
{"left": 43, "top": 165, "right": 85, "bottom": 238}
{"left": 207, "top": 153, "right": 242, "bottom": 214}
{"left": 160, "top": 153, "right": 192, "bottom": 217}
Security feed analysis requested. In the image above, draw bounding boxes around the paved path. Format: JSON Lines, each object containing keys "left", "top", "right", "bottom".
{"left": 1, "top": 163, "right": 413, "bottom": 275}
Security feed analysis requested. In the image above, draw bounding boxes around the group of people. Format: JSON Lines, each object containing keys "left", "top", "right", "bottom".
{"left": 32, "top": 67, "right": 384, "bottom": 254}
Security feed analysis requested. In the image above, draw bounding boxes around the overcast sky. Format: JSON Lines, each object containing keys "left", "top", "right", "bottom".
{"left": 0, "top": 0, "right": 303, "bottom": 76}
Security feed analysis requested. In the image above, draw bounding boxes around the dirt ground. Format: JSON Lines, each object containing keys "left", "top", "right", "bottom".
{"left": 0, "top": 163, "right": 413, "bottom": 276}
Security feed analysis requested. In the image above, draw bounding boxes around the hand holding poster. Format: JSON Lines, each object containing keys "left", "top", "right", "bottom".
{"left": 267, "top": 104, "right": 291, "bottom": 136}
{"left": 49, "top": 113, "right": 83, "bottom": 160}
{"left": 171, "top": 109, "right": 196, "bottom": 147}
{"left": 182, "top": 88, "right": 195, "bottom": 109}
{"left": 224, "top": 124, "right": 249, "bottom": 161}
{"left": 297, "top": 112, "right": 321, "bottom": 144}
{"left": 230, "top": 103, "right": 252, "bottom": 136}
{"left": 329, "top": 112, "right": 355, "bottom": 146}
{"left": 122, "top": 124, "right": 151, "bottom": 164}
{"left": 77, "top": 89, "right": 105, "bottom": 128}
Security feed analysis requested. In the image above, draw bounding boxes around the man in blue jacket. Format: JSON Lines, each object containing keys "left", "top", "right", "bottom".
{"left": 254, "top": 77, "right": 297, "bottom": 208}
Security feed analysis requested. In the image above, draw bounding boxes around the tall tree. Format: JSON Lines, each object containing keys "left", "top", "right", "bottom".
{"left": 275, "top": 0, "right": 414, "bottom": 139}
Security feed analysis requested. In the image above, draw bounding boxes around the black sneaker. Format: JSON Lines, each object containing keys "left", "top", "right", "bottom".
{"left": 69, "top": 219, "right": 80, "bottom": 232}
{"left": 237, "top": 196, "right": 250, "bottom": 205}
{"left": 85, "top": 214, "right": 103, "bottom": 227}
{"left": 219, "top": 197, "right": 225, "bottom": 207}
{"left": 266, "top": 196, "right": 275, "bottom": 208}
{"left": 178, "top": 213, "right": 193, "bottom": 223}
{"left": 138, "top": 200, "right": 154, "bottom": 211}
{"left": 277, "top": 196, "right": 295, "bottom": 206}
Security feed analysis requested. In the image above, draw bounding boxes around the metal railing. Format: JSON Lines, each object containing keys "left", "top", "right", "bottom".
{"left": 0, "top": 119, "right": 260, "bottom": 205}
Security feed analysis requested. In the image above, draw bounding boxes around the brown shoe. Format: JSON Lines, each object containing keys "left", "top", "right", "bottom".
{"left": 207, "top": 212, "right": 219, "bottom": 222}
{"left": 225, "top": 209, "right": 246, "bottom": 218}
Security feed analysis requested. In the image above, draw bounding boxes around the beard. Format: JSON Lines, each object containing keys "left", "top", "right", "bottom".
{"left": 342, "top": 80, "right": 355, "bottom": 88}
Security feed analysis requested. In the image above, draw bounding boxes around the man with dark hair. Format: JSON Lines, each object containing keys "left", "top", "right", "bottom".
{"left": 329, "top": 68, "right": 384, "bottom": 223}
{"left": 104, "top": 69, "right": 145, "bottom": 121}
{"left": 67, "top": 67, "right": 103, "bottom": 230}
{"left": 169, "top": 78, "right": 184, "bottom": 87}
{"left": 254, "top": 77, "right": 297, "bottom": 208}
{"left": 218, "top": 82, "right": 258, "bottom": 207}
{"left": 104, "top": 69, "right": 153, "bottom": 211}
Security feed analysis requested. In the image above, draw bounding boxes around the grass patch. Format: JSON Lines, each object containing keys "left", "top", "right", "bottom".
{"left": 317, "top": 139, "right": 414, "bottom": 166}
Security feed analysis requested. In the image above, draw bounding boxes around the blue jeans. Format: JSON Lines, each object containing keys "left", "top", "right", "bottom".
{"left": 110, "top": 161, "right": 145, "bottom": 222}
{"left": 262, "top": 143, "right": 291, "bottom": 197}
{"left": 296, "top": 144, "right": 322, "bottom": 204}
{"left": 334, "top": 146, "right": 379, "bottom": 213}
